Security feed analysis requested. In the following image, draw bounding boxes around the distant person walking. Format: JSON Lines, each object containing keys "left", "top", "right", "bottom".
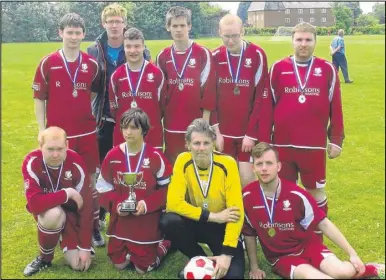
{"left": 330, "top": 29, "right": 353, "bottom": 84}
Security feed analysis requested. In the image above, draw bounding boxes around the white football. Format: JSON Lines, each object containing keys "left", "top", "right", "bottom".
{"left": 183, "top": 256, "right": 215, "bottom": 279}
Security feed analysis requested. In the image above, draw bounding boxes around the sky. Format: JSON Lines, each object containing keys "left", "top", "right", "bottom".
{"left": 212, "top": 2, "right": 381, "bottom": 15}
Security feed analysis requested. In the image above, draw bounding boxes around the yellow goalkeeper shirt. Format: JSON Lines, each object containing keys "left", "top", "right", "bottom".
{"left": 166, "top": 151, "right": 244, "bottom": 255}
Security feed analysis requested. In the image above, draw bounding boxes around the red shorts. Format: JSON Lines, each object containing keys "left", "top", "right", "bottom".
{"left": 68, "top": 133, "right": 100, "bottom": 174}
{"left": 113, "top": 125, "right": 163, "bottom": 150}
{"left": 223, "top": 136, "right": 251, "bottom": 162}
{"left": 164, "top": 131, "right": 187, "bottom": 164}
{"left": 272, "top": 240, "right": 335, "bottom": 279}
{"left": 275, "top": 147, "right": 326, "bottom": 190}
{"left": 108, "top": 237, "right": 158, "bottom": 272}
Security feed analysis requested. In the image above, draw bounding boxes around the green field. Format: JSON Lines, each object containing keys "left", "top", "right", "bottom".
{"left": 1, "top": 35, "right": 385, "bottom": 279}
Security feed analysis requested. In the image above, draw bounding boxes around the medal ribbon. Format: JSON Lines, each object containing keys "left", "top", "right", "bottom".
{"left": 226, "top": 41, "right": 245, "bottom": 84}
{"left": 170, "top": 42, "right": 193, "bottom": 80}
{"left": 43, "top": 161, "right": 64, "bottom": 193}
{"left": 125, "top": 142, "right": 146, "bottom": 174}
{"left": 291, "top": 56, "right": 314, "bottom": 95}
{"left": 60, "top": 49, "right": 82, "bottom": 90}
{"left": 125, "top": 61, "right": 146, "bottom": 98}
{"left": 193, "top": 153, "right": 214, "bottom": 198}
{"left": 259, "top": 179, "right": 281, "bottom": 225}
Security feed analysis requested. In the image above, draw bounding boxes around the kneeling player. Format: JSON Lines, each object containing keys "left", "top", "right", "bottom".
{"left": 22, "top": 127, "right": 94, "bottom": 276}
{"left": 242, "top": 142, "right": 384, "bottom": 279}
{"left": 96, "top": 108, "right": 172, "bottom": 274}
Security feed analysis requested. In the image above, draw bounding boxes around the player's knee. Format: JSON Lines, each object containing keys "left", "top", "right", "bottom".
{"left": 328, "top": 264, "right": 355, "bottom": 279}
{"left": 159, "top": 213, "right": 184, "bottom": 235}
{"left": 38, "top": 206, "right": 66, "bottom": 229}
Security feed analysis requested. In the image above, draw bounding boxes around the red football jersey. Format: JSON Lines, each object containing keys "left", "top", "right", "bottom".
{"left": 109, "top": 61, "right": 165, "bottom": 148}
{"left": 96, "top": 143, "right": 172, "bottom": 243}
{"left": 156, "top": 41, "right": 216, "bottom": 132}
{"left": 258, "top": 56, "right": 344, "bottom": 149}
{"left": 242, "top": 179, "right": 326, "bottom": 265}
{"left": 212, "top": 41, "right": 268, "bottom": 139}
{"left": 32, "top": 50, "right": 99, "bottom": 137}
{"left": 22, "top": 149, "right": 93, "bottom": 250}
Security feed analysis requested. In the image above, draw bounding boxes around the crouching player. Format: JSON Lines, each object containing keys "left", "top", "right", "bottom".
{"left": 22, "top": 127, "right": 94, "bottom": 276}
{"left": 242, "top": 142, "right": 385, "bottom": 279}
{"left": 96, "top": 108, "right": 172, "bottom": 274}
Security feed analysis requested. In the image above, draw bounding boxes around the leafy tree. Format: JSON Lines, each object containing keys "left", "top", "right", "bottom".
{"left": 200, "top": 3, "right": 228, "bottom": 36}
{"left": 237, "top": 2, "right": 252, "bottom": 24}
{"left": 342, "top": 2, "right": 362, "bottom": 26}
{"left": 372, "top": 2, "right": 385, "bottom": 24}
{"left": 356, "top": 14, "right": 378, "bottom": 26}
{"left": 332, "top": 3, "right": 354, "bottom": 30}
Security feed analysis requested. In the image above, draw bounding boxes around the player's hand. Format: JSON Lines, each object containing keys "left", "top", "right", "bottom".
{"left": 78, "top": 250, "right": 92, "bottom": 271}
{"left": 208, "top": 254, "right": 232, "bottom": 279}
{"left": 349, "top": 254, "right": 365, "bottom": 277}
{"left": 242, "top": 137, "right": 255, "bottom": 153}
{"left": 249, "top": 267, "right": 266, "bottom": 279}
{"left": 327, "top": 143, "right": 342, "bottom": 159}
{"left": 116, "top": 203, "right": 130, "bottom": 216}
{"left": 132, "top": 200, "right": 146, "bottom": 216}
{"left": 215, "top": 132, "right": 224, "bottom": 152}
{"left": 210, "top": 207, "right": 240, "bottom": 224}
{"left": 65, "top": 188, "right": 83, "bottom": 210}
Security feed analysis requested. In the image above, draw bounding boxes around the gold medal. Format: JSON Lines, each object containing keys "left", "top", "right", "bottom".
{"left": 72, "top": 89, "right": 78, "bottom": 98}
{"left": 268, "top": 228, "right": 276, "bottom": 237}
{"left": 233, "top": 86, "right": 240, "bottom": 95}
{"left": 131, "top": 100, "right": 137, "bottom": 108}
{"left": 178, "top": 82, "right": 184, "bottom": 91}
{"left": 298, "top": 94, "right": 306, "bottom": 103}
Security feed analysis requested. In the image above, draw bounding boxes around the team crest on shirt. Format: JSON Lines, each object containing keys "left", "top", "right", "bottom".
{"left": 313, "top": 67, "right": 322, "bottom": 76}
{"left": 64, "top": 170, "right": 72, "bottom": 180}
{"left": 245, "top": 58, "right": 252, "bottom": 67}
{"left": 147, "top": 73, "right": 154, "bottom": 82}
{"left": 81, "top": 63, "right": 88, "bottom": 73}
{"left": 188, "top": 58, "right": 196, "bottom": 67}
{"left": 283, "top": 200, "right": 292, "bottom": 211}
{"left": 142, "top": 158, "right": 150, "bottom": 168}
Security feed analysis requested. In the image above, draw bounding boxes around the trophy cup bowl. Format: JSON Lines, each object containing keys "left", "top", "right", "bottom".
{"left": 117, "top": 172, "right": 143, "bottom": 213}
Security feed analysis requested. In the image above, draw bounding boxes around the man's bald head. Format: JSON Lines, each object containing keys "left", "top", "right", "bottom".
{"left": 39, "top": 126, "right": 67, "bottom": 147}
{"left": 219, "top": 14, "right": 243, "bottom": 31}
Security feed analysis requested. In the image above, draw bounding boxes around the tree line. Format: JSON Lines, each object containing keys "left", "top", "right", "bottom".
{"left": 1, "top": 2, "right": 229, "bottom": 43}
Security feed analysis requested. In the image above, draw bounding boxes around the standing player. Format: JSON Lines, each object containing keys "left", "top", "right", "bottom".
{"left": 109, "top": 27, "right": 165, "bottom": 150}
{"left": 257, "top": 22, "right": 344, "bottom": 230}
{"left": 156, "top": 6, "right": 216, "bottom": 164}
{"left": 96, "top": 108, "right": 172, "bottom": 274}
{"left": 87, "top": 3, "right": 151, "bottom": 230}
{"left": 32, "top": 13, "right": 104, "bottom": 246}
{"left": 212, "top": 14, "right": 268, "bottom": 188}
{"left": 242, "top": 142, "right": 385, "bottom": 279}
{"left": 22, "top": 127, "right": 93, "bottom": 276}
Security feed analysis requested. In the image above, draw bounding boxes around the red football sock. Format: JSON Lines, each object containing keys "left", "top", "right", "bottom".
{"left": 358, "top": 264, "right": 380, "bottom": 278}
{"left": 37, "top": 223, "right": 63, "bottom": 262}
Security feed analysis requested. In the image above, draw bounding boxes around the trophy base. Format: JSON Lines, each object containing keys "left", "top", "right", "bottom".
{"left": 120, "top": 201, "right": 137, "bottom": 213}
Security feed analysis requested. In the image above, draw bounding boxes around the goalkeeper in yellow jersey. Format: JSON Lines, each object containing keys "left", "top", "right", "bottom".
{"left": 160, "top": 118, "right": 245, "bottom": 279}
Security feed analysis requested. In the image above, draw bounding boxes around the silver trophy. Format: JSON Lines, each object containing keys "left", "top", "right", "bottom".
{"left": 117, "top": 172, "right": 143, "bottom": 213}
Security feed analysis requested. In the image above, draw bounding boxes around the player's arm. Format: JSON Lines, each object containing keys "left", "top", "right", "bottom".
{"left": 108, "top": 70, "right": 119, "bottom": 120}
{"left": 200, "top": 48, "right": 217, "bottom": 120}
{"left": 32, "top": 57, "right": 49, "bottom": 134}
{"left": 90, "top": 58, "right": 101, "bottom": 102}
{"left": 245, "top": 232, "right": 266, "bottom": 279}
{"left": 35, "top": 99, "right": 46, "bottom": 133}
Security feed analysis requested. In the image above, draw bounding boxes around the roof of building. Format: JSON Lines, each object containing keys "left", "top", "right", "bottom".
{"left": 248, "top": 2, "right": 332, "bottom": 12}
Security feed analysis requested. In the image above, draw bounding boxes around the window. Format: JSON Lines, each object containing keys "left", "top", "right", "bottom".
{"left": 298, "top": 18, "right": 303, "bottom": 23}
{"left": 298, "top": 9, "right": 303, "bottom": 14}
{"left": 285, "top": 9, "right": 290, "bottom": 14}
{"left": 310, "top": 9, "right": 315, "bottom": 14}
{"left": 322, "top": 8, "right": 327, "bottom": 13}
{"left": 285, "top": 18, "right": 290, "bottom": 23}
{"left": 310, "top": 17, "right": 315, "bottom": 23}
{"left": 321, "top": 17, "right": 326, "bottom": 22}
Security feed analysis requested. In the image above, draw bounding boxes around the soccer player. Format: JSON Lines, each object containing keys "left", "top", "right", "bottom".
{"left": 242, "top": 142, "right": 385, "bottom": 279}
{"left": 156, "top": 6, "right": 216, "bottom": 164}
{"left": 212, "top": 14, "right": 268, "bottom": 188}
{"left": 87, "top": 3, "right": 151, "bottom": 230}
{"left": 32, "top": 13, "right": 104, "bottom": 247}
{"left": 96, "top": 108, "right": 172, "bottom": 274}
{"left": 22, "top": 127, "right": 93, "bottom": 276}
{"left": 257, "top": 22, "right": 344, "bottom": 231}
{"left": 109, "top": 27, "right": 165, "bottom": 150}
{"left": 160, "top": 119, "right": 245, "bottom": 279}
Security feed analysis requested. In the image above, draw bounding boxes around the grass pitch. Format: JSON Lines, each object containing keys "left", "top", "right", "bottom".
{"left": 1, "top": 35, "right": 385, "bottom": 279}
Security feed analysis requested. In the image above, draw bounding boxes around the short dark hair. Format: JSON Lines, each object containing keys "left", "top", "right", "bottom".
{"left": 120, "top": 108, "right": 150, "bottom": 137}
{"left": 59, "top": 13, "right": 86, "bottom": 33}
{"left": 165, "top": 6, "right": 192, "bottom": 27}
{"left": 124, "top": 27, "right": 145, "bottom": 42}
{"left": 251, "top": 142, "right": 279, "bottom": 162}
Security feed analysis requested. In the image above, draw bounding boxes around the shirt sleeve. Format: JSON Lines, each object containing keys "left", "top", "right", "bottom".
{"left": 22, "top": 155, "right": 68, "bottom": 215}
{"left": 222, "top": 158, "right": 244, "bottom": 256}
{"left": 32, "top": 56, "right": 50, "bottom": 100}
{"left": 90, "top": 58, "right": 101, "bottom": 93}
{"left": 327, "top": 63, "right": 345, "bottom": 147}
{"left": 246, "top": 48, "right": 269, "bottom": 140}
{"left": 199, "top": 47, "right": 216, "bottom": 112}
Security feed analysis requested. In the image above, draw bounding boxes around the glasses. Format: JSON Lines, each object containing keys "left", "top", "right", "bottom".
{"left": 222, "top": 34, "right": 241, "bottom": 41}
{"left": 105, "top": 20, "right": 124, "bottom": 26}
